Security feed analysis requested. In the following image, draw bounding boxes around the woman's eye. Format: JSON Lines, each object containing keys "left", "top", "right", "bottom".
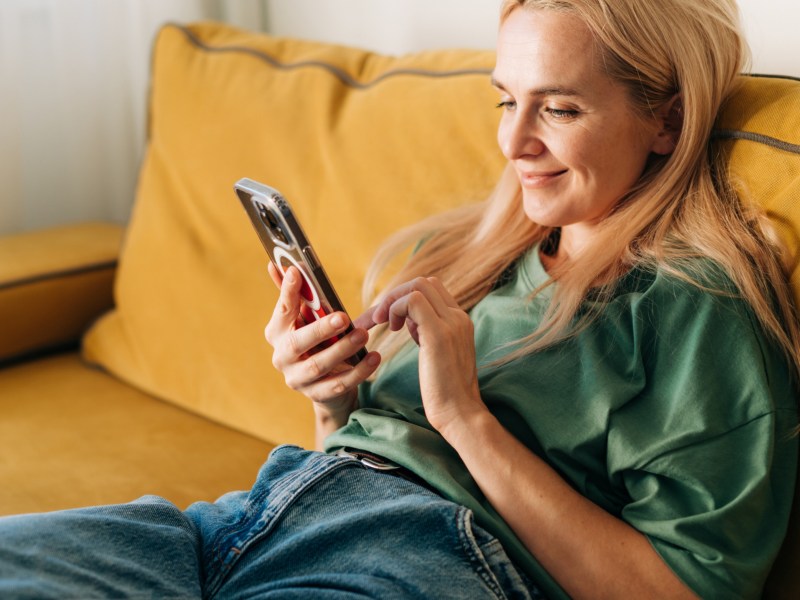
{"left": 496, "top": 100, "right": 516, "bottom": 111}
{"left": 545, "top": 107, "right": 579, "bottom": 119}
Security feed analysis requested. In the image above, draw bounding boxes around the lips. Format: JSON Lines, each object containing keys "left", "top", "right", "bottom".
{"left": 519, "top": 169, "right": 568, "bottom": 188}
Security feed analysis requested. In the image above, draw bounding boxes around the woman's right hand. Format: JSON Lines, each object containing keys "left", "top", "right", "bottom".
{"left": 264, "top": 264, "right": 381, "bottom": 425}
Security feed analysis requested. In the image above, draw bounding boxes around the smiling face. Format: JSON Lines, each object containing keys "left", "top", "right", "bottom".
{"left": 494, "top": 8, "right": 670, "bottom": 254}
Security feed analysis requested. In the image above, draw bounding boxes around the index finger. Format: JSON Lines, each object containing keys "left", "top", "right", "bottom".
{"left": 371, "top": 277, "right": 454, "bottom": 324}
{"left": 353, "top": 305, "right": 379, "bottom": 331}
{"left": 370, "top": 280, "right": 421, "bottom": 324}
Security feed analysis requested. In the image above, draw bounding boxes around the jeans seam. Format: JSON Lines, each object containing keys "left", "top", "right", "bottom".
{"left": 456, "top": 506, "right": 508, "bottom": 600}
{"left": 204, "top": 450, "right": 362, "bottom": 598}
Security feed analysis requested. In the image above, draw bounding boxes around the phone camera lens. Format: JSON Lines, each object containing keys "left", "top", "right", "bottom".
{"left": 255, "top": 201, "right": 288, "bottom": 244}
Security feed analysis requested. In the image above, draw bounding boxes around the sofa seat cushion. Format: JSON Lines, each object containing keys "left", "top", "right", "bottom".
{"left": 0, "top": 352, "right": 273, "bottom": 515}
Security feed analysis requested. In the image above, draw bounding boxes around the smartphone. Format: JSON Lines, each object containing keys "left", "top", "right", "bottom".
{"left": 234, "top": 178, "right": 367, "bottom": 366}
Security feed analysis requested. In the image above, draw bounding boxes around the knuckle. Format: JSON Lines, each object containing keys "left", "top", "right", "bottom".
{"left": 287, "top": 332, "right": 303, "bottom": 357}
{"left": 412, "top": 276, "right": 428, "bottom": 290}
{"left": 408, "top": 290, "right": 425, "bottom": 306}
{"left": 305, "top": 355, "right": 323, "bottom": 380}
{"left": 278, "top": 299, "right": 293, "bottom": 316}
{"left": 283, "top": 373, "right": 301, "bottom": 391}
{"left": 315, "top": 318, "right": 332, "bottom": 339}
{"left": 330, "top": 378, "right": 348, "bottom": 396}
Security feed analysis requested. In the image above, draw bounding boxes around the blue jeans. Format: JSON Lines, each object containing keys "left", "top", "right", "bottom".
{"left": 0, "top": 445, "right": 541, "bottom": 599}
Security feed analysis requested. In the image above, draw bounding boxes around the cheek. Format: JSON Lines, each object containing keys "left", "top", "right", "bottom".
{"left": 571, "top": 127, "right": 650, "bottom": 188}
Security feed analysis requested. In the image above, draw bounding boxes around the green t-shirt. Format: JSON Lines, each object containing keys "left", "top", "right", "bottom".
{"left": 325, "top": 247, "right": 799, "bottom": 599}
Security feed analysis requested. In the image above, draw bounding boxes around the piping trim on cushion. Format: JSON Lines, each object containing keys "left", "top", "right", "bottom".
{"left": 0, "top": 261, "right": 117, "bottom": 292}
{"left": 172, "top": 23, "right": 493, "bottom": 89}
{"left": 171, "top": 24, "right": 800, "bottom": 155}
{"left": 749, "top": 73, "right": 800, "bottom": 83}
{"left": 712, "top": 74, "right": 800, "bottom": 153}
{"left": 712, "top": 129, "right": 800, "bottom": 155}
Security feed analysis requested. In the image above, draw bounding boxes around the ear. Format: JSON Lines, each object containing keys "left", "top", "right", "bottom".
{"left": 651, "top": 94, "right": 683, "bottom": 156}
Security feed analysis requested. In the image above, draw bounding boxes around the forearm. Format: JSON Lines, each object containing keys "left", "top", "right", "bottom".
{"left": 440, "top": 410, "right": 698, "bottom": 600}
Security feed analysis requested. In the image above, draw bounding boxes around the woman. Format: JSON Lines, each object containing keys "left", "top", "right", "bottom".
{"left": 1, "top": 1, "right": 798, "bottom": 599}
{"left": 270, "top": 0, "right": 799, "bottom": 597}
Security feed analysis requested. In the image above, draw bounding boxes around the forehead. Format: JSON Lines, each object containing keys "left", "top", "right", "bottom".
{"left": 494, "top": 9, "right": 605, "bottom": 93}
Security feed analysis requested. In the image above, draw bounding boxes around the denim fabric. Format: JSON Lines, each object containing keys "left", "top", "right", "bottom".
{"left": 0, "top": 445, "right": 542, "bottom": 599}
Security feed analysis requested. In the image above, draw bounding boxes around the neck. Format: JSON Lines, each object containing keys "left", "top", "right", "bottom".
{"left": 539, "top": 223, "right": 595, "bottom": 274}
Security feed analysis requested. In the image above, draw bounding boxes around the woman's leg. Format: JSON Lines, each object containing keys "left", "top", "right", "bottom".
{"left": 190, "top": 445, "right": 538, "bottom": 599}
{"left": 1, "top": 447, "right": 541, "bottom": 599}
{"left": 0, "top": 495, "right": 202, "bottom": 599}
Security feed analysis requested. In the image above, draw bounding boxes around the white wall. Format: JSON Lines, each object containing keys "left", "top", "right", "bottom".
{"left": 739, "top": 0, "right": 800, "bottom": 76}
{"left": 264, "top": 0, "right": 498, "bottom": 55}
{"left": 265, "top": 0, "right": 498, "bottom": 55}
{"left": 0, "top": 0, "right": 264, "bottom": 235}
{"left": 265, "top": 0, "right": 800, "bottom": 77}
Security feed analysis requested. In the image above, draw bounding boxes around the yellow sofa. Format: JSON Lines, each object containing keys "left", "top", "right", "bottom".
{"left": 0, "top": 21, "right": 798, "bottom": 597}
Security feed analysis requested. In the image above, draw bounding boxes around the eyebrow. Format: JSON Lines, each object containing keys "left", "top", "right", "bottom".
{"left": 490, "top": 76, "right": 583, "bottom": 98}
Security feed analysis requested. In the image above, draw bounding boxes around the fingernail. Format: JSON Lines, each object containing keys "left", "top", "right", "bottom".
{"left": 285, "top": 270, "right": 295, "bottom": 284}
{"left": 331, "top": 314, "right": 344, "bottom": 328}
{"left": 367, "top": 353, "right": 380, "bottom": 367}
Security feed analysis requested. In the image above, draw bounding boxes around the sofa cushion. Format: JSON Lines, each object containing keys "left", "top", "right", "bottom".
{"left": 0, "top": 353, "right": 273, "bottom": 515}
{"left": 715, "top": 75, "right": 800, "bottom": 304}
{"left": 81, "top": 22, "right": 505, "bottom": 448}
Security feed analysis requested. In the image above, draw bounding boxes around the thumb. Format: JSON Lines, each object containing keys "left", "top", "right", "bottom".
{"left": 270, "top": 266, "right": 303, "bottom": 329}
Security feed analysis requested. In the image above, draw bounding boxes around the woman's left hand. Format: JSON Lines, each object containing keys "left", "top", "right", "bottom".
{"left": 369, "top": 277, "right": 487, "bottom": 433}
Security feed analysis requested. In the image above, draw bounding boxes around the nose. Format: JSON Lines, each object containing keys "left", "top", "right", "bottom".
{"left": 498, "top": 112, "right": 546, "bottom": 161}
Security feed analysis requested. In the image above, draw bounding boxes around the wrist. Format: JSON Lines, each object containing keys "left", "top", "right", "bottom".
{"left": 313, "top": 394, "right": 358, "bottom": 427}
{"left": 437, "top": 405, "right": 498, "bottom": 451}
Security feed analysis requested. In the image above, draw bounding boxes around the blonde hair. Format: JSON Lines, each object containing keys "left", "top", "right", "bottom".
{"left": 364, "top": 0, "right": 800, "bottom": 384}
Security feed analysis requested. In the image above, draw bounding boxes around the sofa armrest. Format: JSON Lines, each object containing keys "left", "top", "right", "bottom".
{"left": 0, "top": 223, "right": 125, "bottom": 364}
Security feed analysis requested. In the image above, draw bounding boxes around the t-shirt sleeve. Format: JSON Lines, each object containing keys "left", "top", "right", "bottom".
{"left": 607, "top": 271, "right": 799, "bottom": 598}
{"left": 621, "top": 412, "right": 797, "bottom": 597}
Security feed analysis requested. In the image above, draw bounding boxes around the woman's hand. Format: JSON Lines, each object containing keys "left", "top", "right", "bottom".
{"left": 264, "top": 264, "right": 381, "bottom": 441}
{"left": 370, "top": 276, "right": 487, "bottom": 434}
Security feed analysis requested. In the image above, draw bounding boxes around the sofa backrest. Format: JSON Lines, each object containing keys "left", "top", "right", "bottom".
{"left": 83, "top": 22, "right": 800, "bottom": 448}
{"left": 80, "top": 19, "right": 799, "bottom": 598}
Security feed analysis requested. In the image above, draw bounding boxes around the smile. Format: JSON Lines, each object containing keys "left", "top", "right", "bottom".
{"left": 518, "top": 169, "right": 568, "bottom": 189}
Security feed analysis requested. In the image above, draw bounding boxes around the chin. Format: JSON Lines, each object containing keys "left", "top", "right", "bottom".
{"left": 521, "top": 197, "right": 568, "bottom": 227}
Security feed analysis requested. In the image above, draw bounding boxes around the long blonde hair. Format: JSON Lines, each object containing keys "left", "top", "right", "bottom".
{"left": 364, "top": 0, "right": 800, "bottom": 383}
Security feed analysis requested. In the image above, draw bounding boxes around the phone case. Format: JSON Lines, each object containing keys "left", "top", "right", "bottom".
{"left": 234, "top": 178, "right": 367, "bottom": 365}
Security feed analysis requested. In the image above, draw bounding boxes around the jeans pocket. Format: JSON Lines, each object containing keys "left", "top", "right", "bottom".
{"left": 456, "top": 507, "right": 543, "bottom": 600}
